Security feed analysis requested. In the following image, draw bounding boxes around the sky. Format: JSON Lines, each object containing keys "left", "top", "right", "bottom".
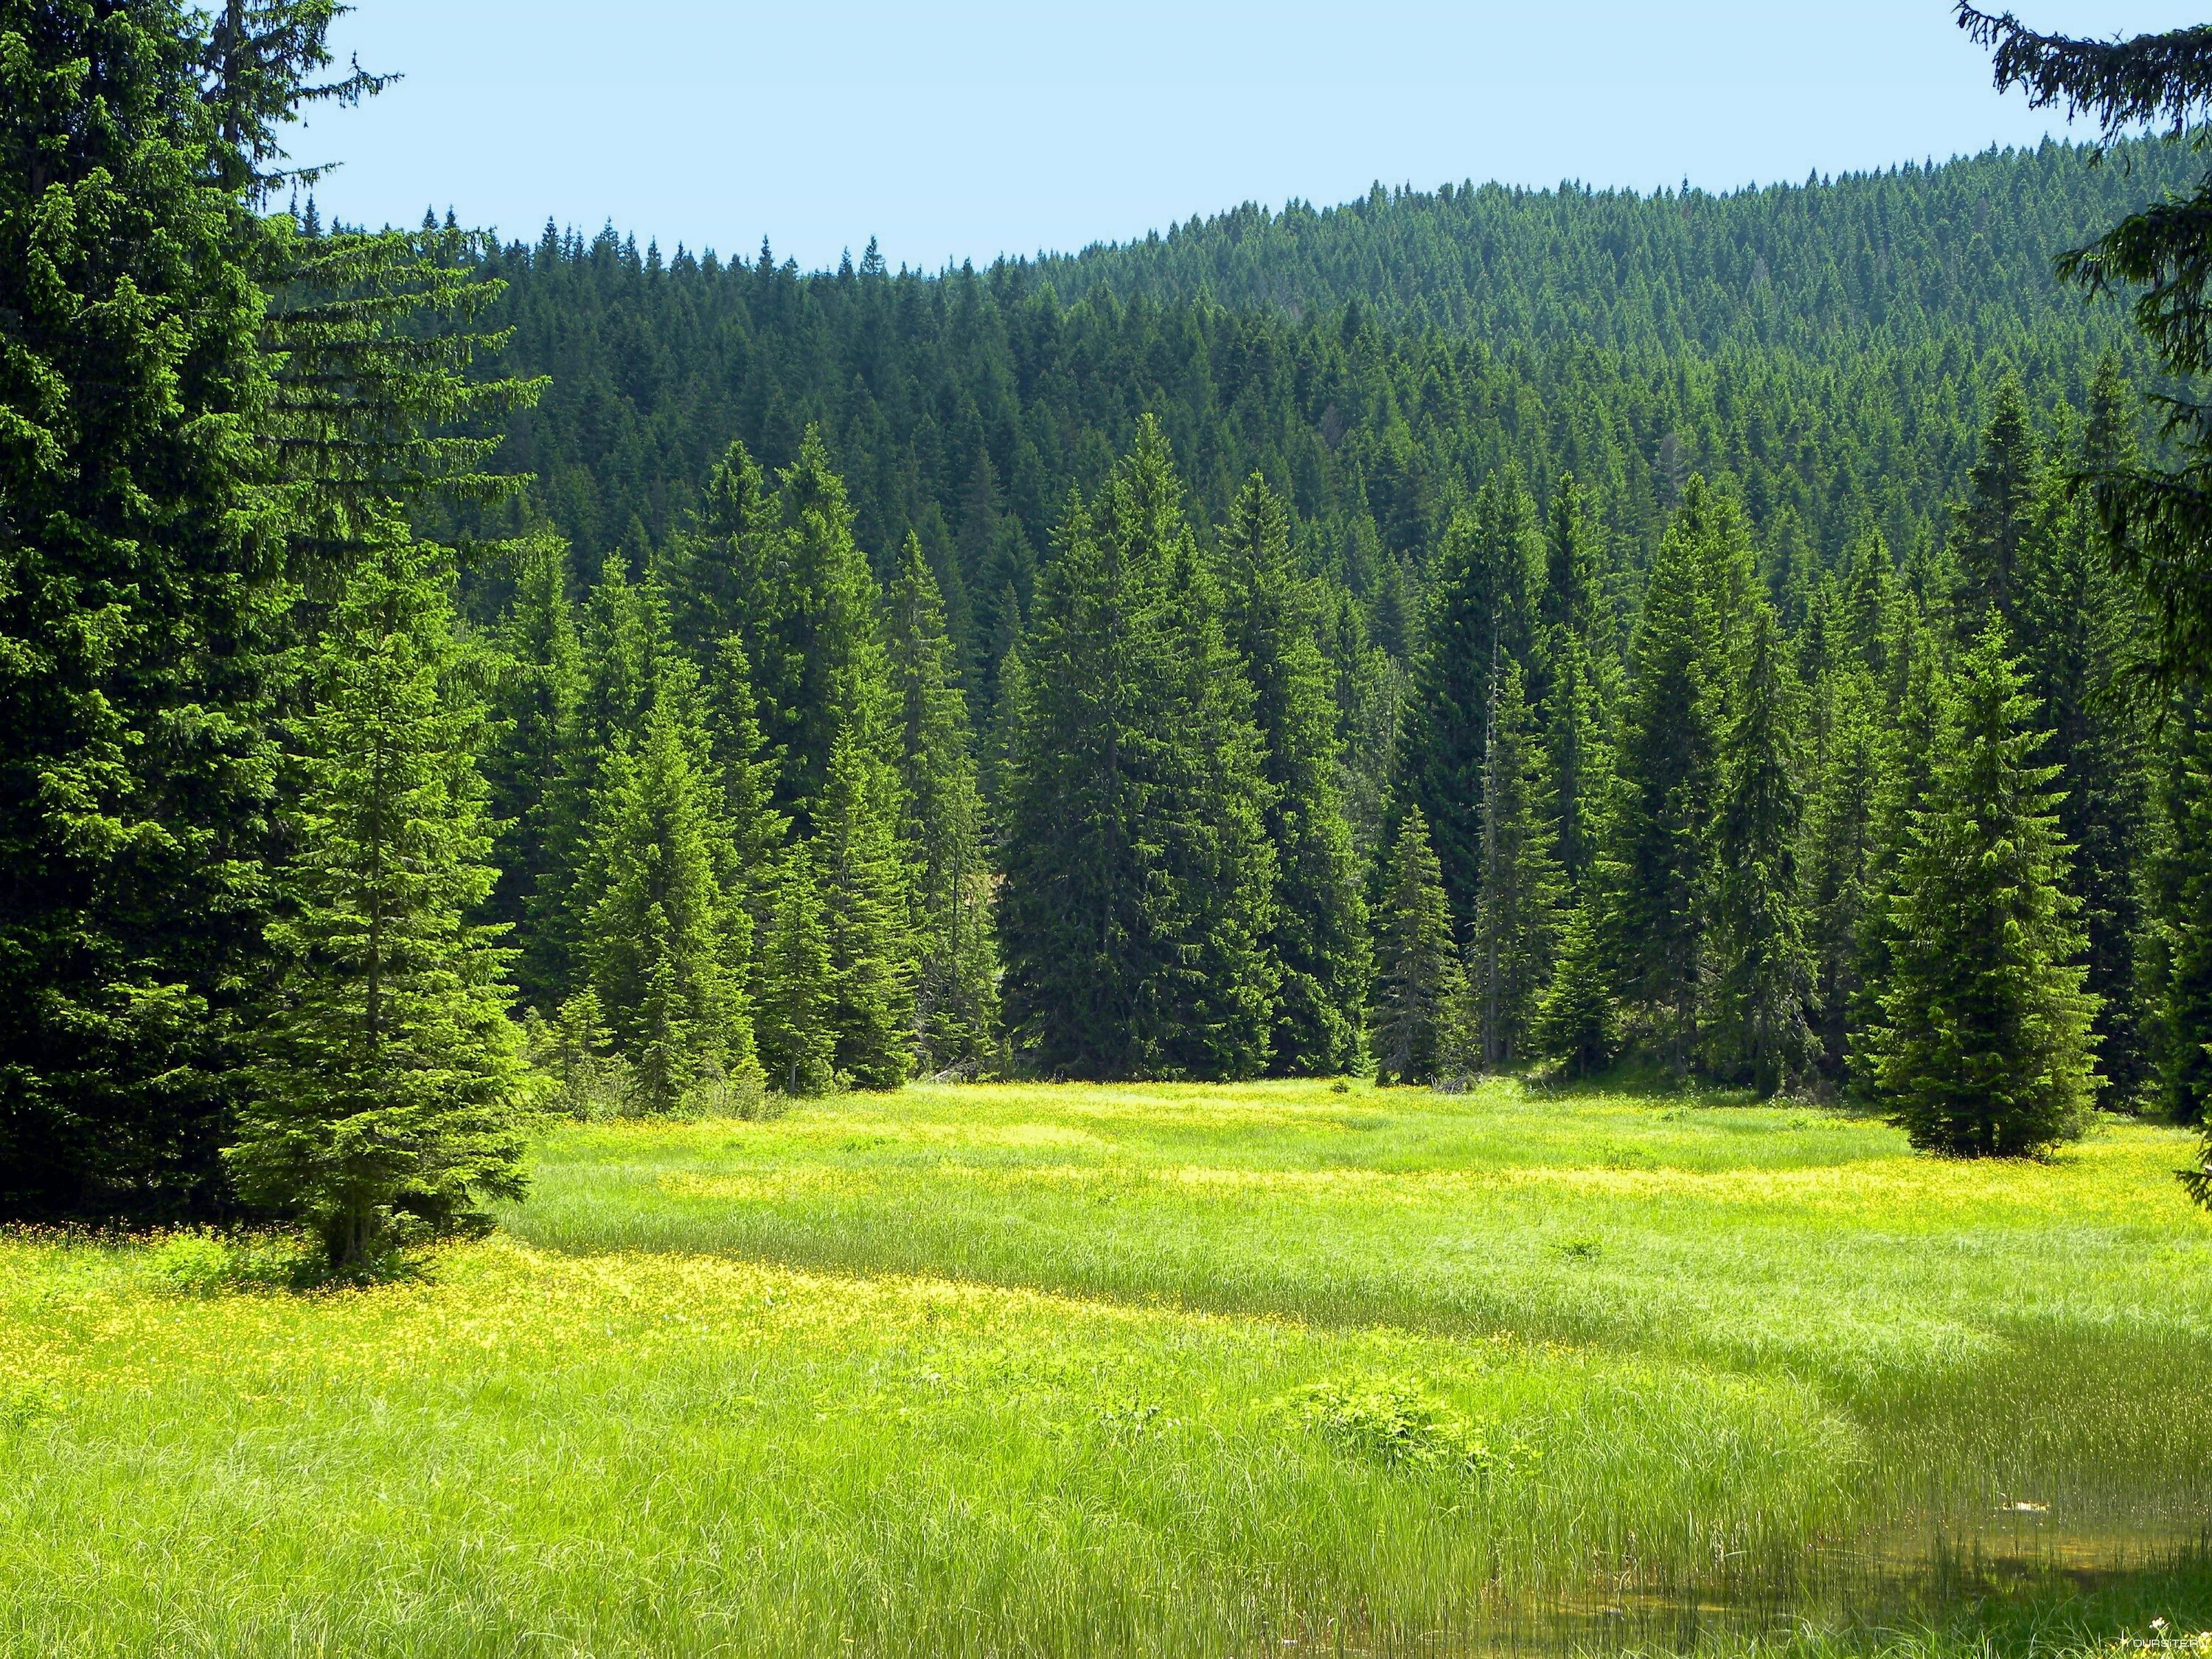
{"left": 299, "top": 3, "right": 2209, "bottom": 273}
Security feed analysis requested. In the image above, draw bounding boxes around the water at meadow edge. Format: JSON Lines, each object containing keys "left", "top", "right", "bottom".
{"left": 1318, "top": 1502, "right": 2212, "bottom": 1659}
{"left": 1334, "top": 1339, "right": 2212, "bottom": 1658}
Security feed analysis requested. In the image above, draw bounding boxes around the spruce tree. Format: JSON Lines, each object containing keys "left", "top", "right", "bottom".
{"left": 486, "top": 532, "right": 587, "bottom": 1006}
{"left": 998, "top": 421, "right": 1276, "bottom": 1079}
{"left": 231, "top": 529, "right": 533, "bottom": 1271}
{"left": 1849, "top": 611, "right": 1954, "bottom": 1091}
{"left": 1545, "top": 627, "right": 1611, "bottom": 896}
{"left": 1370, "top": 807, "right": 1473, "bottom": 1086}
{"left": 1951, "top": 375, "right": 2041, "bottom": 631}
{"left": 813, "top": 726, "right": 916, "bottom": 1089}
{"left": 758, "top": 427, "right": 896, "bottom": 830}
{"left": 1, "top": 0, "right": 290, "bottom": 1214}
{"left": 757, "top": 852, "right": 838, "bottom": 1096}
{"left": 886, "top": 534, "right": 999, "bottom": 1071}
{"left": 2015, "top": 386, "right": 2152, "bottom": 1099}
{"left": 1472, "top": 658, "right": 1563, "bottom": 1068}
{"left": 661, "top": 437, "right": 779, "bottom": 664}
{"left": 1708, "top": 605, "right": 1816, "bottom": 1094}
{"left": 576, "top": 672, "right": 759, "bottom": 1112}
{"left": 1222, "top": 476, "right": 1370, "bottom": 1074}
{"left": 2143, "top": 688, "right": 2212, "bottom": 1128}
{"left": 1404, "top": 477, "right": 1539, "bottom": 920}
{"left": 1871, "top": 617, "right": 2098, "bottom": 1155}
{"left": 1533, "top": 902, "right": 1619, "bottom": 1080}
{"left": 1613, "top": 479, "right": 1729, "bottom": 1071}
{"left": 1804, "top": 664, "right": 1880, "bottom": 1079}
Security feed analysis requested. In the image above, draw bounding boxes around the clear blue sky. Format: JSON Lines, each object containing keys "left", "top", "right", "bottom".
{"left": 299, "top": 3, "right": 2206, "bottom": 271}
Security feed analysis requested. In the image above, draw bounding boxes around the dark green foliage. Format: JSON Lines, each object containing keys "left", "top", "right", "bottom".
{"left": 1611, "top": 479, "right": 1734, "bottom": 1071}
{"left": 1472, "top": 660, "right": 1562, "bottom": 1068}
{"left": 230, "top": 529, "right": 532, "bottom": 1270}
{"left": 2143, "top": 688, "right": 2212, "bottom": 1130}
{"left": 1848, "top": 613, "right": 1954, "bottom": 1093}
{"left": 661, "top": 437, "right": 779, "bottom": 665}
{"left": 1870, "top": 619, "right": 2099, "bottom": 1155}
{"left": 1950, "top": 375, "right": 2041, "bottom": 630}
{"left": 1804, "top": 665, "right": 1880, "bottom": 1080}
{"left": 756, "top": 853, "right": 837, "bottom": 1097}
{"left": 1370, "top": 807, "right": 1472, "bottom": 1087}
{"left": 575, "top": 672, "right": 759, "bottom": 1113}
{"left": 1404, "top": 476, "right": 1540, "bottom": 920}
{"left": 485, "top": 532, "right": 586, "bottom": 1006}
{"left": 1708, "top": 605, "right": 1816, "bottom": 1095}
{"left": 1964, "top": 7, "right": 2212, "bottom": 690}
{"left": 886, "top": 534, "right": 999, "bottom": 1072}
{"left": 1532, "top": 903, "right": 1618, "bottom": 1080}
{"left": 1222, "top": 476, "right": 1369, "bottom": 1074}
{"left": 2017, "top": 376, "right": 2152, "bottom": 1099}
{"left": 756, "top": 429, "right": 896, "bottom": 831}
{"left": 1543, "top": 628, "right": 1610, "bottom": 895}
{"left": 998, "top": 422, "right": 1277, "bottom": 1079}
{"left": 1, "top": 0, "right": 286, "bottom": 1216}
{"left": 813, "top": 726, "right": 914, "bottom": 1090}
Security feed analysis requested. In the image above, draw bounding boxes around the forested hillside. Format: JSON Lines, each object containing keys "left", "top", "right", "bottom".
{"left": 451, "top": 139, "right": 2189, "bottom": 678}
{"left": 10, "top": 0, "right": 2212, "bottom": 1259}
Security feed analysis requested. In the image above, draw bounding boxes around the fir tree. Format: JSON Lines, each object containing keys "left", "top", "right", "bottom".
{"left": 1708, "top": 605, "right": 1816, "bottom": 1094}
{"left": 813, "top": 726, "right": 915, "bottom": 1090}
{"left": 757, "top": 852, "right": 837, "bottom": 1096}
{"left": 1871, "top": 617, "right": 2099, "bottom": 1155}
{"left": 1472, "top": 658, "right": 1562, "bottom": 1068}
{"left": 1222, "top": 476, "right": 1369, "bottom": 1075}
{"left": 886, "top": 534, "right": 999, "bottom": 1071}
{"left": 1370, "top": 807, "right": 1473, "bottom": 1086}
{"left": 1532, "top": 902, "right": 1619, "bottom": 1080}
{"left": 231, "top": 530, "right": 533, "bottom": 1271}
{"left": 576, "top": 672, "right": 759, "bottom": 1112}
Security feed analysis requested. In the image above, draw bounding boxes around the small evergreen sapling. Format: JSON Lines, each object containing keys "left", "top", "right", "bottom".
{"left": 1472, "top": 657, "right": 1563, "bottom": 1068}
{"left": 1370, "top": 807, "right": 1474, "bottom": 1086}
{"left": 230, "top": 532, "right": 536, "bottom": 1273}
{"left": 758, "top": 854, "right": 838, "bottom": 1097}
{"left": 1532, "top": 902, "right": 1618, "bottom": 1080}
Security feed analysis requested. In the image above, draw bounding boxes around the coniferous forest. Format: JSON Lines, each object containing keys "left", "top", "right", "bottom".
{"left": 14, "top": 0, "right": 2212, "bottom": 1277}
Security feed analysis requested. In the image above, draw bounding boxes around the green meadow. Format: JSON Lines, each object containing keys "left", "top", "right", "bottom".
{"left": 6, "top": 1079, "right": 2211, "bottom": 1657}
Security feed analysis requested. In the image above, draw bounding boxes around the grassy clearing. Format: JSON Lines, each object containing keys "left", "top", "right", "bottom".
{"left": 5, "top": 1079, "right": 2211, "bottom": 1655}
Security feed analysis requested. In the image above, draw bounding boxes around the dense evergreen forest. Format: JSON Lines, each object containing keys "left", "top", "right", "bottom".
{"left": 10, "top": 0, "right": 2212, "bottom": 1271}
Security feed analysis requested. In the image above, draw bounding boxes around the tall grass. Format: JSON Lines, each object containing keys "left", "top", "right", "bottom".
{"left": 4, "top": 1078, "right": 2209, "bottom": 1655}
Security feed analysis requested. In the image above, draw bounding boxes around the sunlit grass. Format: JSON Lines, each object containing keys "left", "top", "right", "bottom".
{"left": 6, "top": 1078, "right": 2211, "bottom": 1655}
